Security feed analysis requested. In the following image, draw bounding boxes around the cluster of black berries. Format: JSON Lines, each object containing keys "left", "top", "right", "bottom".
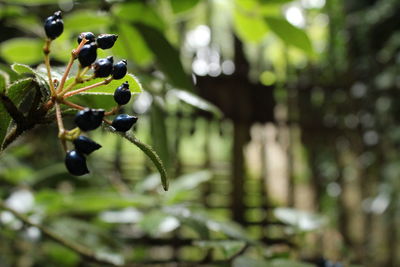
{"left": 44, "top": 11, "right": 139, "bottom": 176}
{"left": 77, "top": 32, "right": 127, "bottom": 79}
{"left": 66, "top": 85, "right": 138, "bottom": 176}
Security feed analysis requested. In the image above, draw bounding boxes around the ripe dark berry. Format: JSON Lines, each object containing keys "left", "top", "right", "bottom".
{"left": 93, "top": 56, "right": 114, "bottom": 78}
{"left": 65, "top": 150, "right": 89, "bottom": 176}
{"left": 96, "top": 34, "right": 118, "bottom": 49}
{"left": 112, "top": 114, "right": 138, "bottom": 132}
{"left": 112, "top": 60, "right": 127, "bottom": 80}
{"left": 77, "top": 32, "right": 96, "bottom": 44}
{"left": 113, "top": 81, "right": 131, "bottom": 105}
{"left": 44, "top": 11, "right": 64, "bottom": 39}
{"left": 78, "top": 42, "right": 97, "bottom": 67}
{"left": 73, "top": 135, "right": 102, "bottom": 155}
{"left": 74, "top": 108, "right": 105, "bottom": 131}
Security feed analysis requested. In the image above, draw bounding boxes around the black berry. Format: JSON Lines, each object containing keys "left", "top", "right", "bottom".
{"left": 44, "top": 11, "right": 64, "bottom": 39}
{"left": 113, "top": 81, "right": 131, "bottom": 105}
{"left": 65, "top": 150, "right": 89, "bottom": 176}
{"left": 96, "top": 34, "right": 118, "bottom": 49}
{"left": 112, "top": 114, "right": 138, "bottom": 132}
{"left": 73, "top": 135, "right": 102, "bottom": 155}
{"left": 112, "top": 60, "right": 127, "bottom": 80}
{"left": 93, "top": 56, "right": 113, "bottom": 78}
{"left": 77, "top": 32, "right": 96, "bottom": 44}
{"left": 74, "top": 108, "right": 105, "bottom": 131}
{"left": 78, "top": 42, "right": 97, "bottom": 67}
{"left": 93, "top": 56, "right": 114, "bottom": 78}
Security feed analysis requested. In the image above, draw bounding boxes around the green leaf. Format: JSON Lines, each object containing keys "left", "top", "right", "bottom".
{"left": 168, "top": 89, "right": 223, "bottom": 118}
{"left": 11, "top": 63, "right": 36, "bottom": 76}
{"left": 64, "top": 73, "right": 142, "bottom": 95}
{"left": 104, "top": 126, "right": 169, "bottom": 191}
{"left": 139, "top": 211, "right": 180, "bottom": 236}
{"left": 0, "top": 78, "right": 37, "bottom": 149}
{"left": 165, "top": 171, "right": 212, "bottom": 204}
{"left": 233, "top": 256, "right": 269, "bottom": 267}
{"left": 0, "top": 70, "right": 10, "bottom": 92}
{"left": 194, "top": 240, "right": 246, "bottom": 259}
{"left": 64, "top": 10, "right": 111, "bottom": 32}
{"left": 274, "top": 208, "right": 326, "bottom": 232}
{"left": 234, "top": 9, "right": 269, "bottom": 42}
{"left": 12, "top": 63, "right": 53, "bottom": 97}
{"left": 164, "top": 206, "right": 254, "bottom": 241}
{"left": 0, "top": 38, "right": 43, "bottom": 64}
{"left": 265, "top": 16, "right": 313, "bottom": 55}
{"left": 134, "top": 23, "right": 193, "bottom": 91}
{"left": 268, "top": 259, "right": 315, "bottom": 267}
{"left": 36, "top": 190, "right": 156, "bottom": 215}
{"left": 2, "top": 0, "right": 69, "bottom": 5}
{"left": 150, "top": 102, "right": 170, "bottom": 170}
{"left": 112, "top": 22, "right": 154, "bottom": 67}
{"left": 170, "top": 0, "right": 200, "bottom": 13}
{"left": 112, "top": 2, "right": 165, "bottom": 30}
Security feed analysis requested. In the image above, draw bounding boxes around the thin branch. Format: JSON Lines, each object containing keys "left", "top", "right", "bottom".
{"left": 62, "top": 99, "right": 85, "bottom": 110}
{"left": 63, "top": 77, "right": 112, "bottom": 98}
{"left": 55, "top": 102, "right": 67, "bottom": 152}
{"left": 0, "top": 200, "right": 123, "bottom": 266}
{"left": 57, "top": 38, "right": 88, "bottom": 93}
{"left": 43, "top": 39, "right": 56, "bottom": 96}
{"left": 0, "top": 93, "right": 25, "bottom": 124}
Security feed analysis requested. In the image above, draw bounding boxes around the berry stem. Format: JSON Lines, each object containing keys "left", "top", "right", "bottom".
{"left": 103, "top": 118, "right": 112, "bottom": 125}
{"left": 63, "top": 77, "right": 113, "bottom": 98}
{"left": 57, "top": 38, "right": 88, "bottom": 93}
{"left": 61, "top": 99, "right": 85, "bottom": 110}
{"left": 43, "top": 39, "right": 56, "bottom": 96}
{"left": 55, "top": 102, "right": 67, "bottom": 151}
{"left": 105, "top": 106, "right": 120, "bottom": 116}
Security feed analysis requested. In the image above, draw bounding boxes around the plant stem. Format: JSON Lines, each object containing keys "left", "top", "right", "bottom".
{"left": 43, "top": 39, "right": 56, "bottom": 96}
{"left": 63, "top": 77, "right": 112, "bottom": 98}
{"left": 57, "top": 39, "right": 88, "bottom": 93}
{"left": 55, "top": 102, "right": 67, "bottom": 152}
{"left": 62, "top": 99, "right": 85, "bottom": 110}
{"left": 57, "top": 57, "right": 74, "bottom": 93}
{"left": 0, "top": 200, "right": 123, "bottom": 266}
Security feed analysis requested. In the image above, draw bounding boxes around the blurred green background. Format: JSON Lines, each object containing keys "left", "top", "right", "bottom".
{"left": 0, "top": 0, "right": 399, "bottom": 266}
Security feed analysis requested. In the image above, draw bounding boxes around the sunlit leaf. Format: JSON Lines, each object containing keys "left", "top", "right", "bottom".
{"left": 112, "top": 22, "right": 154, "bottom": 67}
{"left": 139, "top": 211, "right": 180, "bottom": 236}
{"left": 64, "top": 10, "right": 110, "bottom": 32}
{"left": 0, "top": 38, "right": 43, "bottom": 64}
{"left": 233, "top": 7, "right": 268, "bottom": 42}
{"left": 2, "top": 0, "right": 69, "bottom": 4}
{"left": 112, "top": 2, "right": 165, "bottom": 30}
{"left": 170, "top": 0, "right": 201, "bottom": 13}
{"left": 274, "top": 208, "right": 326, "bottom": 231}
{"left": 36, "top": 190, "right": 157, "bottom": 215}
{"left": 164, "top": 205, "right": 255, "bottom": 242}
{"left": 194, "top": 240, "right": 246, "bottom": 259}
{"left": 64, "top": 73, "right": 142, "bottom": 96}
{"left": 265, "top": 16, "right": 313, "bottom": 55}
{"left": 165, "top": 171, "right": 212, "bottom": 204}
{"left": 134, "top": 23, "right": 193, "bottom": 91}
{"left": 168, "top": 89, "right": 223, "bottom": 118}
